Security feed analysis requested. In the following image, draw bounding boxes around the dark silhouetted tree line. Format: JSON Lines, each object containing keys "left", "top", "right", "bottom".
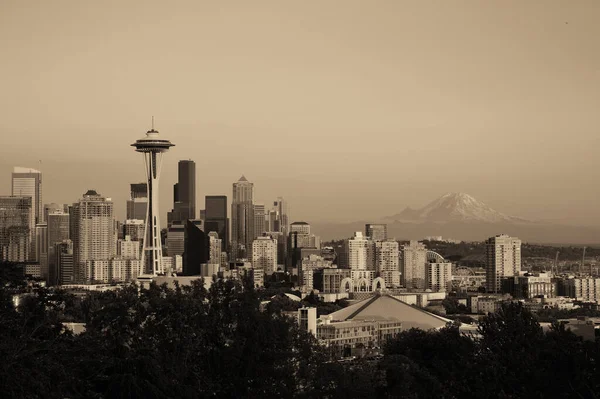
{"left": 3, "top": 262, "right": 600, "bottom": 398}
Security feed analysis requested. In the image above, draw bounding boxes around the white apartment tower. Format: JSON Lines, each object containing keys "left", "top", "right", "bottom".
{"left": 346, "top": 232, "right": 371, "bottom": 271}
{"left": 485, "top": 234, "right": 522, "bottom": 293}
{"left": 71, "top": 190, "right": 115, "bottom": 283}
{"left": 252, "top": 236, "right": 278, "bottom": 274}
{"left": 401, "top": 241, "right": 427, "bottom": 289}
{"left": 376, "top": 239, "right": 400, "bottom": 287}
{"left": 426, "top": 262, "right": 453, "bottom": 292}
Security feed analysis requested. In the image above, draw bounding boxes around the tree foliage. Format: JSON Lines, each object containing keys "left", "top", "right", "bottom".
{"left": 4, "top": 262, "right": 600, "bottom": 398}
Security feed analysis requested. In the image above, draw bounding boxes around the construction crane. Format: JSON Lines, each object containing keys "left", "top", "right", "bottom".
{"left": 554, "top": 251, "right": 560, "bottom": 275}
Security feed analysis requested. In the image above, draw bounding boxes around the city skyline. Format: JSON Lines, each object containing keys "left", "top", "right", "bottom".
{"left": 1, "top": 1, "right": 599, "bottom": 226}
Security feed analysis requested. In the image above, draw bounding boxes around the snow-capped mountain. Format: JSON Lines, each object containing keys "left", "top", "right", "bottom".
{"left": 385, "top": 193, "right": 531, "bottom": 224}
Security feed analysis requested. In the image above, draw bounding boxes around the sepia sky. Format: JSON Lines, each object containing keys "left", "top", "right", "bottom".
{"left": 0, "top": 0, "right": 599, "bottom": 225}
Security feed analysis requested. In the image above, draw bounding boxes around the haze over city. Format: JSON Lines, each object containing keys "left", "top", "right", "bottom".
{"left": 1, "top": 0, "right": 599, "bottom": 225}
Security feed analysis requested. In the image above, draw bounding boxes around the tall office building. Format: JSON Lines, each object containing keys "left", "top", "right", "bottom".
{"left": 55, "top": 240, "right": 75, "bottom": 285}
{"left": 35, "top": 223, "right": 48, "bottom": 278}
{"left": 182, "top": 220, "right": 209, "bottom": 276}
{"left": 126, "top": 183, "right": 148, "bottom": 220}
{"left": 376, "top": 239, "right": 400, "bottom": 287}
{"left": 208, "top": 231, "right": 222, "bottom": 265}
{"left": 365, "top": 224, "right": 387, "bottom": 241}
{"left": 0, "top": 196, "right": 32, "bottom": 263}
{"left": 43, "top": 203, "right": 68, "bottom": 226}
{"left": 167, "top": 160, "right": 196, "bottom": 226}
{"left": 231, "top": 176, "right": 254, "bottom": 260}
{"left": 204, "top": 195, "right": 228, "bottom": 252}
{"left": 254, "top": 204, "right": 266, "bottom": 239}
{"left": 131, "top": 125, "right": 174, "bottom": 277}
{"left": 273, "top": 197, "right": 289, "bottom": 235}
{"left": 71, "top": 190, "right": 115, "bottom": 283}
{"left": 485, "top": 234, "right": 522, "bottom": 293}
{"left": 166, "top": 223, "right": 185, "bottom": 257}
{"left": 401, "top": 241, "right": 427, "bottom": 289}
{"left": 252, "top": 236, "right": 278, "bottom": 274}
{"left": 47, "top": 211, "right": 70, "bottom": 285}
{"left": 12, "top": 167, "right": 42, "bottom": 260}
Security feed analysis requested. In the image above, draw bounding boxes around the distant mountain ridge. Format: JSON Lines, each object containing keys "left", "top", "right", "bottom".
{"left": 385, "top": 192, "right": 534, "bottom": 224}
{"left": 311, "top": 193, "right": 600, "bottom": 244}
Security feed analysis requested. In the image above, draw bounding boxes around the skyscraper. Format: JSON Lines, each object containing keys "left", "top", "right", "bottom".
{"left": 47, "top": 211, "right": 70, "bottom": 285}
{"left": 131, "top": 126, "right": 174, "bottom": 277}
{"left": 204, "top": 195, "right": 228, "bottom": 252}
{"left": 208, "top": 231, "right": 222, "bottom": 265}
{"left": 11, "top": 167, "right": 42, "bottom": 260}
{"left": 344, "top": 232, "right": 370, "bottom": 271}
{"left": 182, "top": 220, "right": 209, "bottom": 276}
{"left": 252, "top": 236, "right": 278, "bottom": 274}
{"left": 55, "top": 239, "right": 74, "bottom": 285}
{"left": 167, "top": 160, "right": 196, "bottom": 225}
{"left": 0, "top": 196, "right": 32, "bottom": 263}
{"left": 71, "top": 190, "right": 115, "bottom": 283}
{"left": 126, "top": 183, "right": 148, "bottom": 220}
{"left": 231, "top": 176, "right": 254, "bottom": 260}
{"left": 485, "top": 234, "right": 522, "bottom": 293}
{"left": 254, "top": 203, "right": 266, "bottom": 239}
{"left": 35, "top": 223, "right": 48, "bottom": 278}
{"left": 376, "top": 239, "right": 400, "bottom": 287}
{"left": 365, "top": 224, "right": 387, "bottom": 241}
{"left": 401, "top": 241, "right": 427, "bottom": 289}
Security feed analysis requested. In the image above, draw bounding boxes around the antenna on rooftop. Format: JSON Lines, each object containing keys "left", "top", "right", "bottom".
{"left": 152, "top": 116, "right": 155, "bottom": 130}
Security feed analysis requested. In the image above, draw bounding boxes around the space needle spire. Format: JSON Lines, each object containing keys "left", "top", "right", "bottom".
{"left": 131, "top": 121, "right": 174, "bottom": 278}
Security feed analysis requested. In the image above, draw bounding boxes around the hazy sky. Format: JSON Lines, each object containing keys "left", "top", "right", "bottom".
{"left": 1, "top": 0, "right": 599, "bottom": 225}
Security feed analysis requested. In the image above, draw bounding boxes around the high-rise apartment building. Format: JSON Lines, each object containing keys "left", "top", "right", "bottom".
{"left": 71, "top": 190, "right": 115, "bottom": 283}
{"left": 182, "top": 220, "right": 209, "bottom": 276}
{"left": 47, "top": 211, "right": 70, "bottom": 286}
{"left": 376, "top": 239, "right": 400, "bottom": 287}
{"left": 11, "top": 167, "right": 42, "bottom": 260}
{"left": 345, "top": 232, "right": 369, "bottom": 271}
{"left": 0, "top": 196, "right": 32, "bottom": 263}
{"left": 252, "top": 236, "right": 278, "bottom": 274}
{"left": 485, "top": 234, "right": 521, "bottom": 293}
{"left": 117, "top": 235, "right": 141, "bottom": 260}
{"left": 231, "top": 176, "right": 254, "bottom": 260}
{"left": 401, "top": 241, "right": 427, "bottom": 289}
{"left": 426, "top": 262, "right": 453, "bottom": 292}
{"left": 167, "top": 160, "right": 196, "bottom": 225}
{"left": 204, "top": 195, "right": 229, "bottom": 252}
{"left": 365, "top": 224, "right": 387, "bottom": 241}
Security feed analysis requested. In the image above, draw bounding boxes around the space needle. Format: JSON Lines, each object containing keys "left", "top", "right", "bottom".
{"left": 131, "top": 120, "right": 174, "bottom": 278}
